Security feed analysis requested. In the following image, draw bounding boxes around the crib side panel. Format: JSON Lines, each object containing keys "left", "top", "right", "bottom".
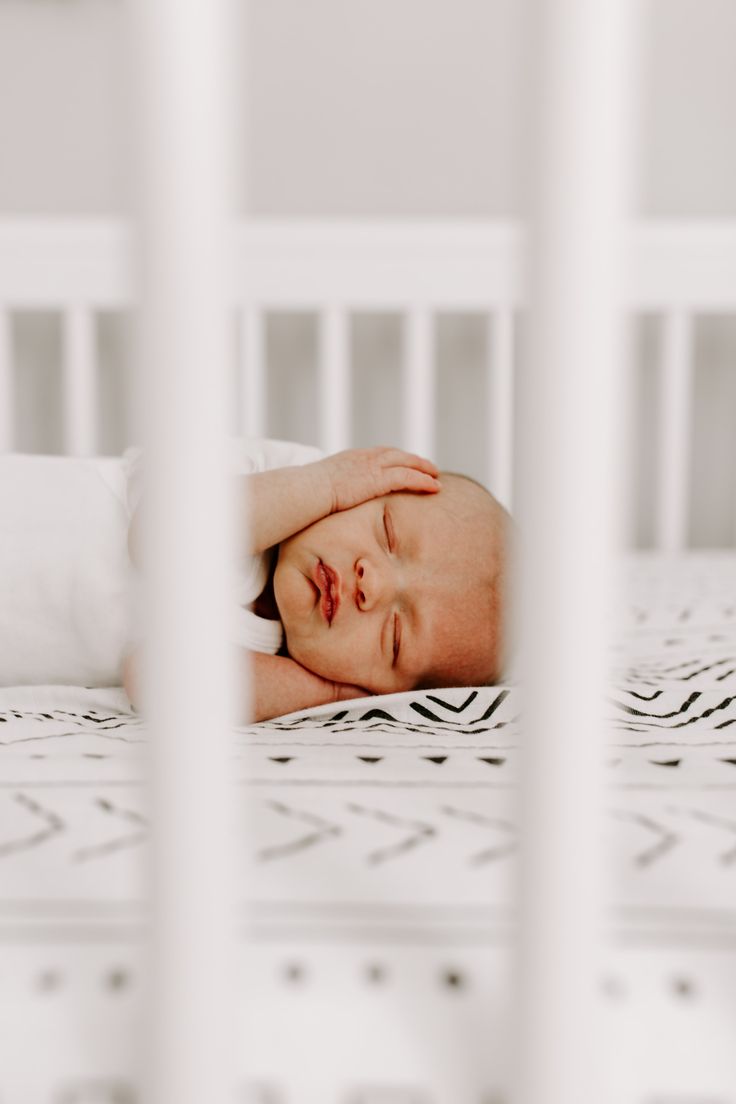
{"left": 1, "top": 220, "right": 736, "bottom": 548}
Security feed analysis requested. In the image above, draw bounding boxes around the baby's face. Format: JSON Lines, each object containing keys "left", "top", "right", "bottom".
{"left": 273, "top": 479, "right": 502, "bottom": 695}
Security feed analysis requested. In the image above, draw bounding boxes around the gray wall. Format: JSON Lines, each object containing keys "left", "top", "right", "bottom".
{"left": 2, "top": 0, "right": 735, "bottom": 544}
{"left": 2, "top": 0, "right": 736, "bottom": 217}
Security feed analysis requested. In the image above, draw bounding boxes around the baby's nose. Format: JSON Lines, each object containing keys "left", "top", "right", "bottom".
{"left": 354, "top": 557, "right": 389, "bottom": 611}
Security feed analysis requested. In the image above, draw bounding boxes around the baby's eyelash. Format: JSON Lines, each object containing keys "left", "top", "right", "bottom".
{"left": 392, "top": 612, "right": 400, "bottom": 665}
{"left": 383, "top": 507, "right": 394, "bottom": 551}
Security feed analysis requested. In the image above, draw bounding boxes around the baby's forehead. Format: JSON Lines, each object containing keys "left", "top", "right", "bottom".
{"left": 392, "top": 481, "right": 491, "bottom": 543}
{"left": 391, "top": 501, "right": 495, "bottom": 596}
{"left": 389, "top": 486, "right": 504, "bottom": 685}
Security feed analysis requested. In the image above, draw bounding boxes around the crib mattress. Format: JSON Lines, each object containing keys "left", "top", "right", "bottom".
{"left": 1, "top": 552, "right": 735, "bottom": 1104}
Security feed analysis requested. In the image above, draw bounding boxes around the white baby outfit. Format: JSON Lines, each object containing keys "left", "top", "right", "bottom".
{"left": 0, "top": 438, "right": 323, "bottom": 688}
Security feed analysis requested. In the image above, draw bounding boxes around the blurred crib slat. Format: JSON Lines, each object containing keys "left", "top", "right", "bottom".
{"left": 403, "top": 307, "right": 436, "bottom": 459}
{"left": 0, "top": 309, "right": 14, "bottom": 453}
{"left": 133, "top": 0, "right": 237, "bottom": 1099}
{"left": 62, "top": 306, "right": 98, "bottom": 457}
{"left": 239, "top": 306, "right": 267, "bottom": 439}
{"left": 319, "top": 306, "right": 351, "bottom": 454}
{"left": 656, "top": 311, "right": 694, "bottom": 553}
{"left": 487, "top": 308, "right": 515, "bottom": 511}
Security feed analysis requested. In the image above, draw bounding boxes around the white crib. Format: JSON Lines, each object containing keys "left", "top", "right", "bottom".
{"left": 1, "top": 217, "right": 736, "bottom": 1104}
{"left": 3, "top": 1, "right": 736, "bottom": 1100}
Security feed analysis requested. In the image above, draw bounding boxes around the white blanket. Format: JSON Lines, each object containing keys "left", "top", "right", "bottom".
{"left": 1, "top": 553, "right": 735, "bottom": 1103}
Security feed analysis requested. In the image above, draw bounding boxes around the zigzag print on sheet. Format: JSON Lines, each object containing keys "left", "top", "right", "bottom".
{"left": 1, "top": 553, "right": 736, "bottom": 1104}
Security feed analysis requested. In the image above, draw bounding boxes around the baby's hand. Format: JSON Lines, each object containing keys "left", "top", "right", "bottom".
{"left": 319, "top": 447, "right": 440, "bottom": 514}
{"left": 247, "top": 650, "right": 369, "bottom": 721}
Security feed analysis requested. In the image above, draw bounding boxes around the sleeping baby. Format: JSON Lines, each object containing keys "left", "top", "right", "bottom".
{"left": 123, "top": 441, "right": 512, "bottom": 721}
{"left": 0, "top": 440, "right": 511, "bottom": 721}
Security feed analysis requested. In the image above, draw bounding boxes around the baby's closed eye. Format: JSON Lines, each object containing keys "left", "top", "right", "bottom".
{"left": 392, "top": 611, "right": 401, "bottom": 666}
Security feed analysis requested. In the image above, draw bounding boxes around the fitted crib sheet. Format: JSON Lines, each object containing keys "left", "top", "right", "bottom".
{"left": 1, "top": 552, "right": 735, "bottom": 1104}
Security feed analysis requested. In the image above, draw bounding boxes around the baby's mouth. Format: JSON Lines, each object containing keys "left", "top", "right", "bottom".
{"left": 314, "top": 560, "right": 340, "bottom": 626}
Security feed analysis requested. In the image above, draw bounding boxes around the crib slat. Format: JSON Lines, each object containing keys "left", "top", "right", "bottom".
{"left": 0, "top": 309, "right": 14, "bottom": 453}
{"left": 403, "top": 308, "right": 436, "bottom": 459}
{"left": 239, "top": 305, "right": 267, "bottom": 437}
{"left": 656, "top": 311, "right": 694, "bottom": 553}
{"left": 318, "top": 307, "right": 351, "bottom": 453}
{"left": 61, "top": 307, "right": 98, "bottom": 456}
{"left": 487, "top": 308, "right": 515, "bottom": 510}
{"left": 133, "top": 1, "right": 236, "bottom": 1102}
{"left": 515, "top": 2, "right": 634, "bottom": 1103}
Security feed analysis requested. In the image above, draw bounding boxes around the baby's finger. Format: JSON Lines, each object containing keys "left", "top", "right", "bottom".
{"left": 382, "top": 449, "right": 439, "bottom": 476}
{"left": 387, "top": 468, "right": 441, "bottom": 494}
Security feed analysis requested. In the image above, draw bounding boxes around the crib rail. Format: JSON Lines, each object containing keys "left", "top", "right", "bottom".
{"left": 1, "top": 218, "right": 735, "bottom": 544}
{"left": 3, "top": 219, "right": 736, "bottom": 307}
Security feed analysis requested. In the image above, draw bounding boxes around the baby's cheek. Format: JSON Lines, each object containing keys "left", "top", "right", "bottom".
{"left": 316, "top": 638, "right": 375, "bottom": 687}
{"left": 285, "top": 631, "right": 346, "bottom": 681}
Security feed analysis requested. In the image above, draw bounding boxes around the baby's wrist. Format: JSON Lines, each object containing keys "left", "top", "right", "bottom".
{"left": 304, "top": 457, "right": 341, "bottom": 517}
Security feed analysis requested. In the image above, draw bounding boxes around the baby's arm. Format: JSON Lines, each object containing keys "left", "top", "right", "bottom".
{"left": 237, "top": 447, "right": 440, "bottom": 556}
{"left": 239, "top": 650, "right": 366, "bottom": 722}
{"left": 128, "top": 447, "right": 439, "bottom": 567}
{"left": 122, "top": 645, "right": 366, "bottom": 723}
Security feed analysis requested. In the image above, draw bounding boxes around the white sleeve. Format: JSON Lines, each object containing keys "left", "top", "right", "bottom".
{"left": 227, "top": 436, "right": 324, "bottom": 474}
{"left": 122, "top": 437, "right": 324, "bottom": 518}
{"left": 121, "top": 445, "right": 144, "bottom": 518}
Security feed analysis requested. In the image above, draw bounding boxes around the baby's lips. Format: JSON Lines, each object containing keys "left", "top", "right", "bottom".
{"left": 323, "top": 562, "right": 342, "bottom": 623}
{"left": 313, "top": 560, "right": 341, "bottom": 625}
